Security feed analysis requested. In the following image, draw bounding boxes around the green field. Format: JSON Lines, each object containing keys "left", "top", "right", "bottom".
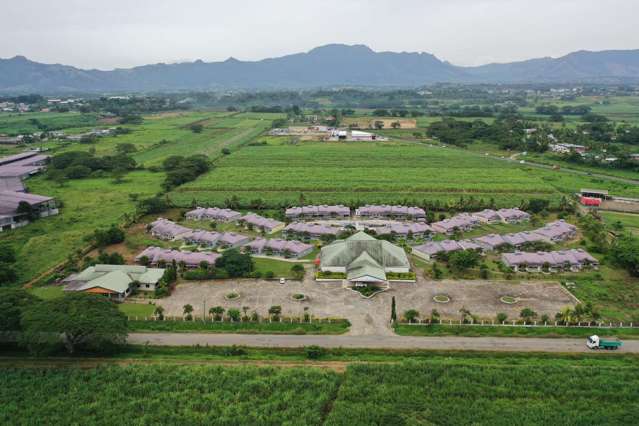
{"left": 0, "top": 112, "right": 100, "bottom": 136}
{"left": 0, "top": 365, "right": 340, "bottom": 425}
{"left": 171, "top": 141, "right": 573, "bottom": 208}
{"left": 2, "top": 355, "right": 638, "bottom": 425}
{"left": 601, "top": 211, "right": 639, "bottom": 235}
{"left": 395, "top": 324, "right": 639, "bottom": 339}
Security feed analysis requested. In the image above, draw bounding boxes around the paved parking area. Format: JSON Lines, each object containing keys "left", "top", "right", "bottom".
{"left": 156, "top": 276, "right": 577, "bottom": 336}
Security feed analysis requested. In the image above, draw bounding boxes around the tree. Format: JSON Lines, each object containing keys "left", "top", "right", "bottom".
{"left": 115, "top": 143, "right": 137, "bottom": 154}
{"left": 210, "top": 306, "right": 225, "bottom": 321}
{"left": 183, "top": 304, "right": 194, "bottom": 320}
{"left": 16, "top": 201, "right": 38, "bottom": 222}
{"left": 20, "top": 293, "right": 128, "bottom": 355}
{"left": 190, "top": 124, "right": 203, "bottom": 133}
{"left": 520, "top": 308, "right": 537, "bottom": 322}
{"left": 268, "top": 305, "right": 282, "bottom": 319}
{"left": 0, "top": 288, "right": 38, "bottom": 331}
{"left": 227, "top": 308, "right": 241, "bottom": 321}
{"left": 459, "top": 307, "right": 472, "bottom": 323}
{"left": 496, "top": 312, "right": 508, "bottom": 324}
{"left": 430, "top": 309, "right": 440, "bottom": 323}
{"left": 291, "top": 264, "right": 305, "bottom": 280}
{"left": 215, "top": 249, "right": 254, "bottom": 278}
{"left": 390, "top": 296, "right": 397, "bottom": 323}
{"left": 448, "top": 250, "right": 480, "bottom": 272}
{"left": 404, "top": 309, "right": 419, "bottom": 323}
{"left": 305, "top": 345, "right": 326, "bottom": 359}
{"left": 609, "top": 234, "right": 639, "bottom": 276}
{"left": 479, "top": 263, "right": 489, "bottom": 279}
{"left": 431, "top": 263, "right": 443, "bottom": 279}
{"left": 221, "top": 148, "right": 231, "bottom": 155}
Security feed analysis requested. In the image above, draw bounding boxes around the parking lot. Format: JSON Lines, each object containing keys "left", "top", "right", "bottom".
{"left": 156, "top": 276, "right": 578, "bottom": 336}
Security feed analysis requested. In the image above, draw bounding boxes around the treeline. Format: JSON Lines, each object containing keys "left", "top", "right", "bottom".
{"left": 47, "top": 151, "right": 137, "bottom": 180}
{"left": 158, "top": 154, "right": 211, "bottom": 191}
{"left": 535, "top": 104, "right": 591, "bottom": 115}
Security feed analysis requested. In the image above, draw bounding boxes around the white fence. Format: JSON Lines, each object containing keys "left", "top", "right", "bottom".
{"left": 400, "top": 319, "right": 637, "bottom": 329}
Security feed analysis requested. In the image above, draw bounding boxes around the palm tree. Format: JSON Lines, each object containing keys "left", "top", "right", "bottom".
{"left": 183, "top": 304, "right": 194, "bottom": 320}
{"left": 210, "top": 306, "right": 225, "bottom": 321}
{"left": 154, "top": 305, "right": 165, "bottom": 320}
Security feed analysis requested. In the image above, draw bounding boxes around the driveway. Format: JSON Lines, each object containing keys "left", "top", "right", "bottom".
{"left": 155, "top": 276, "right": 576, "bottom": 337}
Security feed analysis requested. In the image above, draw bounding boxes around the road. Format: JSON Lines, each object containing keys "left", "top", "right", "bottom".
{"left": 128, "top": 333, "right": 639, "bottom": 353}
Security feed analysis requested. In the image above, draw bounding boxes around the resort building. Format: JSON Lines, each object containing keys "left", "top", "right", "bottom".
{"left": 473, "top": 231, "right": 546, "bottom": 251}
{"left": 63, "top": 264, "right": 165, "bottom": 300}
{"left": 285, "top": 205, "right": 350, "bottom": 220}
{"left": 318, "top": 232, "right": 410, "bottom": 285}
{"left": 533, "top": 220, "right": 577, "bottom": 242}
{"left": 149, "top": 218, "right": 191, "bottom": 240}
{"left": 355, "top": 205, "right": 426, "bottom": 220}
{"left": 239, "top": 213, "right": 285, "bottom": 234}
{"left": 412, "top": 240, "right": 483, "bottom": 261}
{"left": 283, "top": 222, "right": 341, "bottom": 239}
{"left": 185, "top": 207, "right": 242, "bottom": 222}
{"left": 244, "top": 238, "right": 314, "bottom": 258}
{"left": 496, "top": 208, "right": 531, "bottom": 223}
{"left": 372, "top": 222, "right": 433, "bottom": 239}
{"left": 217, "top": 232, "right": 252, "bottom": 249}
{"left": 501, "top": 249, "right": 599, "bottom": 273}
{"left": 0, "top": 152, "right": 57, "bottom": 231}
{"left": 182, "top": 229, "right": 221, "bottom": 248}
{"left": 431, "top": 213, "right": 481, "bottom": 234}
{"left": 136, "top": 247, "right": 221, "bottom": 269}
{"left": 472, "top": 209, "right": 502, "bottom": 224}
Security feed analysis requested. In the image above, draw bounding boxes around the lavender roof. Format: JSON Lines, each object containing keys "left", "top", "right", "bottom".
{"left": 472, "top": 209, "right": 501, "bottom": 221}
{"left": 502, "top": 249, "right": 598, "bottom": 267}
{"left": 136, "top": 246, "right": 220, "bottom": 266}
{"left": 218, "top": 232, "right": 251, "bottom": 246}
{"left": 185, "top": 207, "right": 241, "bottom": 221}
{"left": 374, "top": 222, "right": 432, "bottom": 236}
{"left": 356, "top": 205, "right": 425, "bottom": 218}
{"left": 533, "top": 220, "right": 577, "bottom": 241}
{"left": 246, "top": 238, "right": 313, "bottom": 255}
{"left": 431, "top": 213, "right": 480, "bottom": 232}
{"left": 497, "top": 208, "right": 530, "bottom": 221}
{"left": 183, "top": 229, "right": 221, "bottom": 245}
{"left": 287, "top": 204, "right": 350, "bottom": 217}
{"left": 413, "top": 239, "right": 481, "bottom": 256}
{"left": 149, "top": 218, "right": 191, "bottom": 238}
{"left": 241, "top": 213, "right": 284, "bottom": 230}
{"left": 284, "top": 222, "right": 340, "bottom": 236}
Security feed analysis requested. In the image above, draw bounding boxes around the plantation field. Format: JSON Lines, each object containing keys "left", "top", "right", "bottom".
{"left": 0, "top": 365, "right": 340, "bottom": 425}
{"left": 3, "top": 356, "right": 639, "bottom": 425}
{"left": 171, "top": 142, "right": 571, "bottom": 208}
{"left": 325, "top": 361, "right": 639, "bottom": 425}
{"left": 171, "top": 141, "right": 639, "bottom": 208}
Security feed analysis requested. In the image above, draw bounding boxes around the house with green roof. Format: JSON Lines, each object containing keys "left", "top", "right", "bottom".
{"left": 63, "top": 264, "right": 165, "bottom": 301}
{"left": 319, "top": 231, "right": 410, "bottom": 285}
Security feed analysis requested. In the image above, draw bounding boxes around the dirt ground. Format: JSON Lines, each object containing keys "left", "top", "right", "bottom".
{"left": 155, "top": 275, "right": 577, "bottom": 336}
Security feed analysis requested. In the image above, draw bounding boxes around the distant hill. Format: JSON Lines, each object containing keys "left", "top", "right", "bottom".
{"left": 1, "top": 44, "right": 639, "bottom": 93}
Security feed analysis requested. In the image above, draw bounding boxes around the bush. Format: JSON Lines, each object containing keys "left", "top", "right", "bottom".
{"left": 215, "top": 249, "right": 254, "bottom": 278}
{"left": 304, "top": 345, "right": 326, "bottom": 359}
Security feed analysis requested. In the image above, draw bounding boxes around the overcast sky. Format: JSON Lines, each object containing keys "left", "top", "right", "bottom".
{"left": 1, "top": 0, "right": 638, "bottom": 70}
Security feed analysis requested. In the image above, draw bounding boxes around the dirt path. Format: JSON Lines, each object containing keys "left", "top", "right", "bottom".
{"left": 128, "top": 333, "right": 639, "bottom": 353}
{"left": 0, "top": 356, "right": 354, "bottom": 372}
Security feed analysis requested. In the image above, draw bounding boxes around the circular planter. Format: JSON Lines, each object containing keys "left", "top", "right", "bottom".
{"left": 290, "top": 293, "right": 307, "bottom": 302}
{"left": 433, "top": 294, "right": 451, "bottom": 303}
{"left": 224, "top": 292, "right": 241, "bottom": 301}
{"left": 500, "top": 296, "right": 518, "bottom": 304}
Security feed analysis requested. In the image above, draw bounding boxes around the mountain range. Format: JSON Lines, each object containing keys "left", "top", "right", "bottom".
{"left": 2, "top": 44, "right": 639, "bottom": 93}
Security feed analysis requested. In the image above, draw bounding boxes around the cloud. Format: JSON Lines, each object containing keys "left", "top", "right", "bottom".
{"left": 0, "top": 0, "right": 637, "bottom": 69}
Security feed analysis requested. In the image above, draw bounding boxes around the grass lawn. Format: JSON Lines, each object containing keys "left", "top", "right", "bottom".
{"left": 128, "top": 319, "right": 350, "bottom": 334}
{"left": 27, "top": 285, "right": 64, "bottom": 300}
{"left": 394, "top": 324, "right": 639, "bottom": 339}
{"left": 601, "top": 211, "right": 639, "bottom": 235}
{"left": 0, "top": 170, "right": 164, "bottom": 284}
{"left": 253, "top": 257, "right": 302, "bottom": 278}
{"left": 119, "top": 303, "right": 156, "bottom": 317}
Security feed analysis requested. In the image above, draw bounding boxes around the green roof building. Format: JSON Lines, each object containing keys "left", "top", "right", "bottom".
{"left": 319, "top": 232, "right": 410, "bottom": 284}
{"left": 63, "top": 264, "right": 165, "bottom": 301}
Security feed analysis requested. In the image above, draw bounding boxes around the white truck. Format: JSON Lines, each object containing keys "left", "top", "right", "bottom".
{"left": 586, "top": 335, "right": 623, "bottom": 350}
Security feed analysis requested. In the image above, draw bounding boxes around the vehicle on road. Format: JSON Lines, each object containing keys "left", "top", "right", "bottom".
{"left": 279, "top": 278, "right": 286, "bottom": 285}
{"left": 587, "top": 335, "right": 623, "bottom": 350}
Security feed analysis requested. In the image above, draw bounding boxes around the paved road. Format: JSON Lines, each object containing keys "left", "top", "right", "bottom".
{"left": 129, "top": 333, "right": 639, "bottom": 353}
